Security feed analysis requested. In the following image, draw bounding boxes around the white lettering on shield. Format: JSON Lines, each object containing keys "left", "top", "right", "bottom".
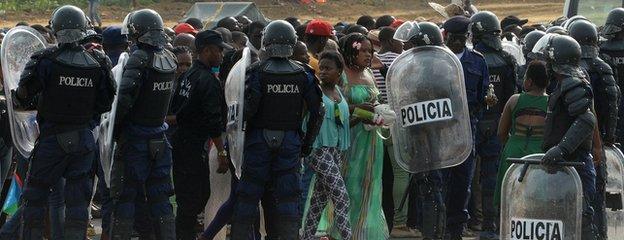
{"left": 400, "top": 98, "right": 453, "bottom": 127}
{"left": 227, "top": 102, "right": 239, "bottom": 126}
{"left": 510, "top": 218, "right": 563, "bottom": 240}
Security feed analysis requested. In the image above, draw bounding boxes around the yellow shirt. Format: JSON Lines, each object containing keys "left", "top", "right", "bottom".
{"left": 308, "top": 52, "right": 320, "bottom": 76}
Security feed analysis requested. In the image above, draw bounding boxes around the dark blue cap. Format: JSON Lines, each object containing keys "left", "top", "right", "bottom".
{"left": 443, "top": 16, "right": 471, "bottom": 34}
{"left": 195, "top": 30, "right": 233, "bottom": 50}
{"left": 102, "top": 26, "right": 128, "bottom": 45}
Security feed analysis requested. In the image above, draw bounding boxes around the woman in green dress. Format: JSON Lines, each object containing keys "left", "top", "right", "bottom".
{"left": 333, "top": 33, "right": 389, "bottom": 239}
{"left": 494, "top": 60, "right": 550, "bottom": 207}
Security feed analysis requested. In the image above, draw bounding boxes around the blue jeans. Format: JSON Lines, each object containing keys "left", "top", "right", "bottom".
{"left": 575, "top": 152, "right": 598, "bottom": 240}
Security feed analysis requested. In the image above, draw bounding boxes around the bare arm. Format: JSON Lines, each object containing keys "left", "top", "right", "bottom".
{"left": 498, "top": 94, "right": 519, "bottom": 144}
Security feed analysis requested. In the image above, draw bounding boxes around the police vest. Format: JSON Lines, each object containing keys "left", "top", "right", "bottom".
{"left": 483, "top": 51, "right": 515, "bottom": 118}
{"left": 250, "top": 68, "right": 307, "bottom": 130}
{"left": 39, "top": 55, "right": 101, "bottom": 124}
{"left": 128, "top": 50, "right": 176, "bottom": 127}
{"left": 600, "top": 47, "right": 624, "bottom": 89}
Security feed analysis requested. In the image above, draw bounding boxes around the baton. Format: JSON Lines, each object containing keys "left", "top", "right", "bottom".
{"left": 506, "top": 158, "right": 584, "bottom": 182}
{"left": 506, "top": 158, "right": 585, "bottom": 167}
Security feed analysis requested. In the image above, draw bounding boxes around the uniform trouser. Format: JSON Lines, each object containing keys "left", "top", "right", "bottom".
{"left": 110, "top": 135, "right": 175, "bottom": 240}
{"left": 231, "top": 129, "right": 302, "bottom": 240}
{"left": 302, "top": 147, "right": 351, "bottom": 240}
{"left": 96, "top": 154, "right": 153, "bottom": 240}
{"left": 594, "top": 160, "right": 608, "bottom": 240}
{"left": 575, "top": 152, "right": 599, "bottom": 240}
{"left": 171, "top": 135, "right": 210, "bottom": 240}
{"left": 444, "top": 126, "right": 477, "bottom": 237}
{"left": 475, "top": 118, "right": 502, "bottom": 233}
{"left": 21, "top": 129, "right": 95, "bottom": 240}
{"left": 408, "top": 170, "right": 446, "bottom": 240}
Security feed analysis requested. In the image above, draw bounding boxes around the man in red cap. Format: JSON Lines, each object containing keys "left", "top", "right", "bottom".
{"left": 304, "top": 19, "right": 334, "bottom": 74}
{"left": 174, "top": 23, "right": 198, "bottom": 36}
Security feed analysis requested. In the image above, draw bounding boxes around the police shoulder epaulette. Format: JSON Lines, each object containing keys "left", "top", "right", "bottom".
{"left": 470, "top": 49, "right": 484, "bottom": 58}
{"left": 593, "top": 58, "right": 614, "bottom": 75}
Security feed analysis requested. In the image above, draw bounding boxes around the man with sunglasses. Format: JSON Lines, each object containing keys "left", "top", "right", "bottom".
{"left": 442, "top": 15, "right": 492, "bottom": 240}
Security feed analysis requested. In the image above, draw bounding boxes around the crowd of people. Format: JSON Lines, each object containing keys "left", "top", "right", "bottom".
{"left": 0, "top": 2, "right": 623, "bottom": 240}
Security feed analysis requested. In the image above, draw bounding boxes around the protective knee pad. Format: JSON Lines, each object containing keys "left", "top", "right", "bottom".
{"left": 274, "top": 169, "right": 301, "bottom": 216}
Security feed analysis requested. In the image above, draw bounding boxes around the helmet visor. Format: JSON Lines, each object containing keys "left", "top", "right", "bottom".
{"left": 56, "top": 29, "right": 86, "bottom": 44}
{"left": 531, "top": 33, "right": 556, "bottom": 60}
{"left": 393, "top": 21, "right": 419, "bottom": 42}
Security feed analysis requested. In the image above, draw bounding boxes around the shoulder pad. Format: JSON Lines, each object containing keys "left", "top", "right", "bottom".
{"left": 54, "top": 48, "right": 101, "bottom": 68}
{"left": 593, "top": 58, "right": 614, "bottom": 76}
{"left": 562, "top": 80, "right": 593, "bottom": 116}
{"left": 469, "top": 49, "right": 484, "bottom": 59}
{"left": 152, "top": 49, "right": 177, "bottom": 73}
{"left": 560, "top": 76, "right": 584, "bottom": 93}
{"left": 126, "top": 49, "right": 150, "bottom": 69}
{"left": 32, "top": 46, "right": 58, "bottom": 60}
{"left": 261, "top": 58, "right": 305, "bottom": 74}
{"left": 246, "top": 61, "right": 262, "bottom": 73}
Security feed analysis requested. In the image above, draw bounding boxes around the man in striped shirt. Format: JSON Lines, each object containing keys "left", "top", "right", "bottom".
{"left": 372, "top": 27, "right": 402, "bottom": 103}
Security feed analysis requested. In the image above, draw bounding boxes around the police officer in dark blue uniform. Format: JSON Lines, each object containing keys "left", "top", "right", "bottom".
{"left": 536, "top": 34, "right": 599, "bottom": 240}
{"left": 470, "top": 11, "right": 518, "bottom": 240}
{"left": 442, "top": 15, "right": 491, "bottom": 240}
{"left": 168, "top": 30, "right": 231, "bottom": 240}
{"left": 600, "top": 8, "right": 624, "bottom": 144}
{"left": 13, "top": 5, "right": 116, "bottom": 239}
{"left": 109, "top": 9, "right": 177, "bottom": 240}
{"left": 570, "top": 19, "right": 620, "bottom": 240}
{"left": 230, "top": 20, "right": 323, "bottom": 240}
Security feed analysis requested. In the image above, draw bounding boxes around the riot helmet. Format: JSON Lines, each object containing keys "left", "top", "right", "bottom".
{"left": 532, "top": 33, "right": 583, "bottom": 77}
{"left": 262, "top": 20, "right": 297, "bottom": 58}
{"left": 122, "top": 9, "right": 169, "bottom": 47}
{"left": 470, "top": 11, "right": 502, "bottom": 50}
{"left": 393, "top": 21, "right": 418, "bottom": 42}
{"left": 545, "top": 25, "right": 568, "bottom": 35}
{"left": 569, "top": 20, "right": 598, "bottom": 46}
{"left": 409, "top": 22, "right": 443, "bottom": 47}
{"left": 562, "top": 15, "right": 589, "bottom": 30}
{"left": 522, "top": 30, "right": 546, "bottom": 57}
{"left": 603, "top": 8, "right": 624, "bottom": 38}
{"left": 50, "top": 5, "right": 89, "bottom": 44}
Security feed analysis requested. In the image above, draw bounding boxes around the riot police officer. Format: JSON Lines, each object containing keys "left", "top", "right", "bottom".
{"left": 110, "top": 9, "right": 177, "bottom": 239}
{"left": 570, "top": 19, "right": 620, "bottom": 240}
{"left": 535, "top": 33, "right": 599, "bottom": 240}
{"left": 442, "top": 15, "right": 491, "bottom": 240}
{"left": 230, "top": 20, "right": 323, "bottom": 239}
{"left": 469, "top": 11, "right": 518, "bottom": 240}
{"left": 403, "top": 22, "right": 448, "bottom": 240}
{"left": 600, "top": 8, "right": 624, "bottom": 144}
{"left": 12, "top": 5, "right": 116, "bottom": 239}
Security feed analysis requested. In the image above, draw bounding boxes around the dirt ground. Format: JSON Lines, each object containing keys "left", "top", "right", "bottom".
{"left": 0, "top": 0, "right": 564, "bottom": 28}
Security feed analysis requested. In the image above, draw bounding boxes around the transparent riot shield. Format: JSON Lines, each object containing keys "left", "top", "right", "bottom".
{"left": 604, "top": 145, "right": 624, "bottom": 239}
{"left": 1, "top": 27, "right": 46, "bottom": 159}
{"left": 386, "top": 46, "right": 472, "bottom": 173}
{"left": 225, "top": 47, "right": 251, "bottom": 178}
{"left": 98, "top": 52, "right": 129, "bottom": 187}
{"left": 500, "top": 154, "right": 583, "bottom": 240}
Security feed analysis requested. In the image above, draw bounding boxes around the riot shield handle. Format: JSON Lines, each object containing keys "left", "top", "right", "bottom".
{"left": 506, "top": 158, "right": 585, "bottom": 182}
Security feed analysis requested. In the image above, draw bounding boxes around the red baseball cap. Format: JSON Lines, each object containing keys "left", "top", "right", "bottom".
{"left": 390, "top": 19, "right": 405, "bottom": 29}
{"left": 174, "top": 23, "right": 198, "bottom": 36}
{"left": 305, "top": 19, "right": 334, "bottom": 37}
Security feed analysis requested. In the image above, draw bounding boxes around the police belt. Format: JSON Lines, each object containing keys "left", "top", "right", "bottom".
{"left": 39, "top": 123, "right": 89, "bottom": 138}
